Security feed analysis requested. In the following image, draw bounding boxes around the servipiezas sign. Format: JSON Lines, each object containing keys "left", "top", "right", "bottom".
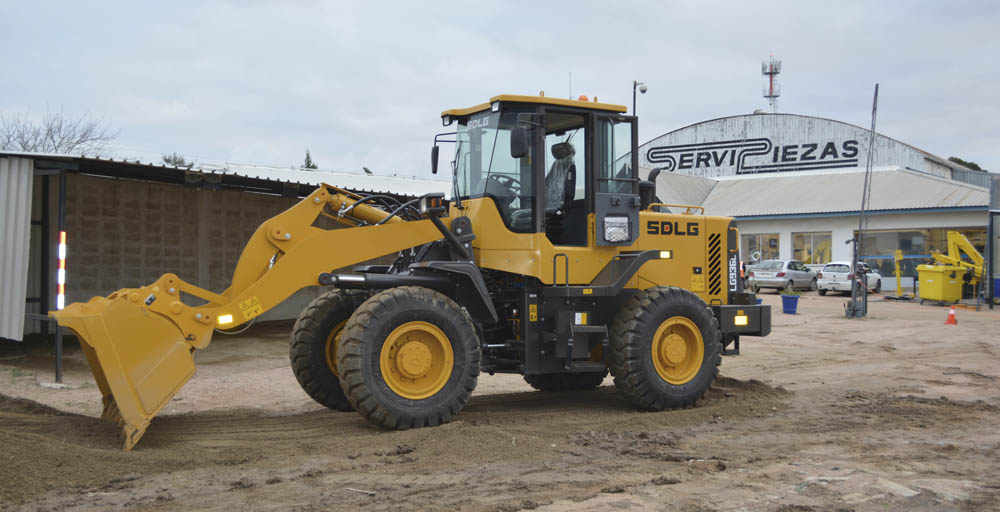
{"left": 645, "top": 138, "right": 859, "bottom": 175}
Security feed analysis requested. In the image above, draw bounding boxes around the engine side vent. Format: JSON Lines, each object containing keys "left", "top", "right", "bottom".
{"left": 708, "top": 232, "right": 722, "bottom": 295}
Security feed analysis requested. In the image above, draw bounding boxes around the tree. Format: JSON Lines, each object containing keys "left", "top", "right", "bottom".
{"left": 162, "top": 152, "right": 195, "bottom": 169}
{"left": 302, "top": 150, "right": 318, "bottom": 170}
{"left": 948, "top": 156, "right": 984, "bottom": 172}
{"left": 0, "top": 110, "right": 118, "bottom": 155}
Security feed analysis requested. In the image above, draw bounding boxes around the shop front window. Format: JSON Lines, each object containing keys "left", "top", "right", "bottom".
{"left": 792, "top": 232, "right": 832, "bottom": 264}
{"left": 856, "top": 227, "right": 986, "bottom": 278}
{"left": 741, "top": 233, "right": 779, "bottom": 264}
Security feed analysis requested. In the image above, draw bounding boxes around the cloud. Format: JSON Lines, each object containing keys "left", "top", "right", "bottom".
{"left": 1, "top": 1, "right": 997, "bottom": 172}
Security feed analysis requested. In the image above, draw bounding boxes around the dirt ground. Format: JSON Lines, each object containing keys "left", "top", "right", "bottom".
{"left": 2, "top": 292, "right": 999, "bottom": 511}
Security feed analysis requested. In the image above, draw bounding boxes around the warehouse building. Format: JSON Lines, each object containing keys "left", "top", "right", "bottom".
{"left": 0, "top": 152, "right": 448, "bottom": 342}
{"left": 641, "top": 113, "right": 995, "bottom": 288}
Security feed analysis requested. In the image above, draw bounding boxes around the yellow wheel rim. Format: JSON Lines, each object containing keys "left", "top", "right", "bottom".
{"left": 324, "top": 319, "right": 348, "bottom": 376}
{"left": 651, "top": 316, "right": 704, "bottom": 385}
{"left": 380, "top": 321, "right": 454, "bottom": 400}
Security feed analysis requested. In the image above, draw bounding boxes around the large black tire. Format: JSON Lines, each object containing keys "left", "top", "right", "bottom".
{"left": 609, "top": 287, "right": 721, "bottom": 410}
{"left": 524, "top": 371, "right": 608, "bottom": 392}
{"left": 874, "top": 279, "right": 882, "bottom": 293}
{"left": 290, "top": 290, "right": 368, "bottom": 411}
{"left": 337, "top": 286, "right": 480, "bottom": 429}
{"left": 818, "top": 288, "right": 828, "bottom": 296}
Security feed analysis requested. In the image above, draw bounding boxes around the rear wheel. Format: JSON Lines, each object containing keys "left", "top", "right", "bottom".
{"left": 609, "top": 287, "right": 721, "bottom": 410}
{"left": 874, "top": 279, "right": 882, "bottom": 293}
{"left": 785, "top": 280, "right": 795, "bottom": 292}
{"left": 338, "top": 286, "right": 480, "bottom": 429}
{"left": 818, "top": 288, "right": 827, "bottom": 296}
{"left": 290, "top": 290, "right": 368, "bottom": 411}
{"left": 524, "top": 371, "right": 608, "bottom": 391}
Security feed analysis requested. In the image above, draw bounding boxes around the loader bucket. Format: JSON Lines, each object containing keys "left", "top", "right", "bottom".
{"left": 50, "top": 292, "right": 198, "bottom": 450}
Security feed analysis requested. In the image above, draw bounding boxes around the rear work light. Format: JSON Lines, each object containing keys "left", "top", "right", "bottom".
{"left": 817, "top": 272, "right": 823, "bottom": 279}
{"left": 603, "top": 216, "right": 630, "bottom": 243}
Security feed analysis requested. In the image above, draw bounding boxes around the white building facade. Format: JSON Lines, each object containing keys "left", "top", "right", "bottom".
{"left": 639, "top": 113, "right": 991, "bottom": 284}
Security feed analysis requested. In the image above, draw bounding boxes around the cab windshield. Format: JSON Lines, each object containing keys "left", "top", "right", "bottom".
{"left": 453, "top": 109, "right": 535, "bottom": 231}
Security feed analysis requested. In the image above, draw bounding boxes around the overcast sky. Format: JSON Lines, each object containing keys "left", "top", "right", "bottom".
{"left": 2, "top": 1, "right": 997, "bottom": 178}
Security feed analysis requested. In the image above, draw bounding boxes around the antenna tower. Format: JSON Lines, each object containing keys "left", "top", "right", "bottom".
{"left": 762, "top": 55, "right": 782, "bottom": 113}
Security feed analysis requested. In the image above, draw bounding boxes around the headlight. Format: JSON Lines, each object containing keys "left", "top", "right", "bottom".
{"left": 604, "top": 216, "right": 630, "bottom": 243}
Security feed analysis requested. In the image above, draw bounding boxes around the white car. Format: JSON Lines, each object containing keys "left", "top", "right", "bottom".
{"left": 817, "top": 261, "right": 881, "bottom": 295}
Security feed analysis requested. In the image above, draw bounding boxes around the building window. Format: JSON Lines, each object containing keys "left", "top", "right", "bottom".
{"left": 741, "top": 233, "right": 779, "bottom": 264}
{"left": 792, "top": 232, "right": 832, "bottom": 264}
{"left": 856, "top": 227, "right": 986, "bottom": 278}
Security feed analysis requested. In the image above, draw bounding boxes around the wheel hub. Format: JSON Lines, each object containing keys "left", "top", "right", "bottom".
{"left": 396, "top": 341, "right": 432, "bottom": 378}
{"left": 379, "top": 321, "right": 454, "bottom": 400}
{"left": 651, "top": 316, "right": 705, "bottom": 385}
{"left": 661, "top": 334, "right": 688, "bottom": 365}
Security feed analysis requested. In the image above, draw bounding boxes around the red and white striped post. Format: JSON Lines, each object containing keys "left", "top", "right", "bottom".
{"left": 57, "top": 230, "right": 67, "bottom": 310}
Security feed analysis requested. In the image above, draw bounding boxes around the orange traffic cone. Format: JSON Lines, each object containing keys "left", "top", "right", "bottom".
{"left": 945, "top": 306, "right": 958, "bottom": 325}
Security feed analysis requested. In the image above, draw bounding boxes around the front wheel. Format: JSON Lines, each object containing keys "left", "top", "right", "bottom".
{"left": 290, "top": 290, "right": 368, "bottom": 411}
{"left": 874, "top": 279, "right": 882, "bottom": 293}
{"left": 818, "top": 288, "right": 827, "bottom": 296}
{"left": 337, "top": 286, "right": 480, "bottom": 429}
{"left": 609, "top": 287, "right": 721, "bottom": 410}
{"left": 809, "top": 278, "right": 818, "bottom": 291}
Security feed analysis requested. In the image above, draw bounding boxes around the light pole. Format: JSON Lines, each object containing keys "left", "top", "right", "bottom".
{"left": 632, "top": 80, "right": 647, "bottom": 116}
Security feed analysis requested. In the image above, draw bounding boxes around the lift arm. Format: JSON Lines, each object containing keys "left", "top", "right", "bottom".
{"left": 932, "top": 231, "right": 984, "bottom": 285}
{"left": 49, "top": 184, "right": 447, "bottom": 449}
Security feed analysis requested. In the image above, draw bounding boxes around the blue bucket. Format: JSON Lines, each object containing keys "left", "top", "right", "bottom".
{"left": 756, "top": 298, "right": 763, "bottom": 305}
{"left": 781, "top": 294, "right": 799, "bottom": 314}
{"left": 994, "top": 278, "right": 1000, "bottom": 299}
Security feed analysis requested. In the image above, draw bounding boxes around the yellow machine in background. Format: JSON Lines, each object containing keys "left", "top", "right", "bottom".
{"left": 52, "top": 94, "right": 771, "bottom": 449}
{"left": 916, "top": 231, "right": 985, "bottom": 303}
{"left": 892, "top": 249, "right": 913, "bottom": 298}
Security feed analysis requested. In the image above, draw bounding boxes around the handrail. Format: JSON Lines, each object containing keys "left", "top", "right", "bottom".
{"left": 646, "top": 202, "right": 705, "bottom": 215}
{"left": 553, "top": 253, "right": 570, "bottom": 287}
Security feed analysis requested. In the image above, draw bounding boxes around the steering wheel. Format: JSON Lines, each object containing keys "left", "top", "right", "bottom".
{"left": 487, "top": 174, "right": 521, "bottom": 196}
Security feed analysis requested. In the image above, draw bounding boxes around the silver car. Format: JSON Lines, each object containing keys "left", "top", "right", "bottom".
{"left": 748, "top": 259, "right": 817, "bottom": 293}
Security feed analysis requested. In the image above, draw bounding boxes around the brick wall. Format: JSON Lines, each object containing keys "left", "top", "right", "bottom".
{"left": 62, "top": 175, "right": 395, "bottom": 321}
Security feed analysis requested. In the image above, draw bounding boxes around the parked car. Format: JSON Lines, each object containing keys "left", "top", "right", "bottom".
{"left": 816, "top": 261, "right": 882, "bottom": 295}
{"left": 748, "top": 259, "right": 817, "bottom": 293}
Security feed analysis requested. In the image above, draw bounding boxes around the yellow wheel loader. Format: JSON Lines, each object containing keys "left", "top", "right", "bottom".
{"left": 50, "top": 94, "right": 771, "bottom": 450}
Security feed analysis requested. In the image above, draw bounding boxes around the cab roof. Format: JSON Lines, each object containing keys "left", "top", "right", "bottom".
{"left": 441, "top": 94, "right": 628, "bottom": 117}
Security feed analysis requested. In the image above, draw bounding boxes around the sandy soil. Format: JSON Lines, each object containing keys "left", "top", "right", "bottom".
{"left": 2, "top": 292, "right": 999, "bottom": 511}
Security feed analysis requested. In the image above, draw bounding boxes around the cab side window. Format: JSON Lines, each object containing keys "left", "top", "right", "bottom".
{"left": 599, "top": 119, "right": 635, "bottom": 194}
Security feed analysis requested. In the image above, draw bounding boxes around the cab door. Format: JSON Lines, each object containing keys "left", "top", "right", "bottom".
{"left": 592, "top": 115, "right": 640, "bottom": 247}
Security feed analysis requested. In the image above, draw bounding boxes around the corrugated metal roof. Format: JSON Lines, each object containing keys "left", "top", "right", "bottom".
{"left": 641, "top": 167, "right": 717, "bottom": 210}
{"left": 0, "top": 157, "right": 34, "bottom": 341}
{"left": 700, "top": 167, "right": 990, "bottom": 217}
{"left": 0, "top": 151, "right": 451, "bottom": 198}
{"left": 198, "top": 163, "right": 450, "bottom": 197}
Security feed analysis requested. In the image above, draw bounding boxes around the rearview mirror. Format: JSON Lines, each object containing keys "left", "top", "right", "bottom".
{"left": 431, "top": 145, "right": 440, "bottom": 174}
{"left": 510, "top": 125, "right": 529, "bottom": 159}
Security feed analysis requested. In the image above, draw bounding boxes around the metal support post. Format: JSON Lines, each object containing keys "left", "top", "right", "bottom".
{"left": 24, "top": 314, "right": 62, "bottom": 383}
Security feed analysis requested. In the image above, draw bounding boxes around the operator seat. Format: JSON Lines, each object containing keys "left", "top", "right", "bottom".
{"left": 508, "top": 142, "right": 576, "bottom": 231}
{"left": 545, "top": 142, "right": 576, "bottom": 211}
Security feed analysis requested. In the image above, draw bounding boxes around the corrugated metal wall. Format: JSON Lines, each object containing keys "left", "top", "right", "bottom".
{"left": 0, "top": 157, "right": 34, "bottom": 341}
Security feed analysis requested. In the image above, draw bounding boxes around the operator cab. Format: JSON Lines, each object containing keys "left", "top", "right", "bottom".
{"left": 433, "top": 94, "right": 640, "bottom": 247}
